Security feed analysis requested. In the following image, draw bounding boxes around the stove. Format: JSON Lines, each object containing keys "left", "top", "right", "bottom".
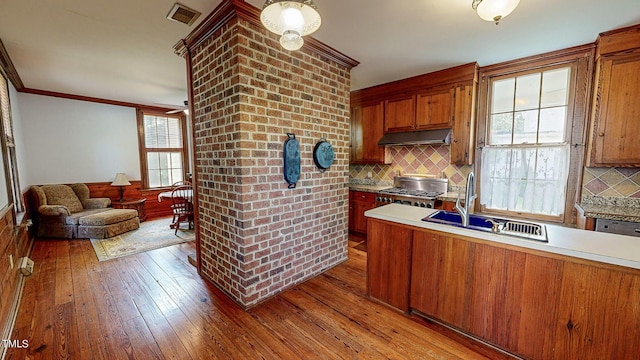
{"left": 376, "top": 176, "right": 448, "bottom": 208}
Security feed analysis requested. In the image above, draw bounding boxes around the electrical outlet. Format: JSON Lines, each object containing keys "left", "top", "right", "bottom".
{"left": 19, "top": 257, "right": 34, "bottom": 276}
{"left": 8, "top": 254, "right": 13, "bottom": 269}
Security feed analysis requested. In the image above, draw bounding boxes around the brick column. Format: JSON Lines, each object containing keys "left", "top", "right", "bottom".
{"left": 181, "top": 0, "right": 357, "bottom": 307}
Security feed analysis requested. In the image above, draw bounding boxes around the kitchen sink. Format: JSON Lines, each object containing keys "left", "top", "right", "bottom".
{"left": 422, "top": 210, "right": 548, "bottom": 242}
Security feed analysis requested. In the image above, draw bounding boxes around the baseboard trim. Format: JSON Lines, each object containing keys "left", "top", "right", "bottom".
{"left": 1, "top": 273, "right": 27, "bottom": 360}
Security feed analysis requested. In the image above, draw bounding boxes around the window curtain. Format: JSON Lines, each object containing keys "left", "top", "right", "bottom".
{"left": 480, "top": 145, "right": 570, "bottom": 216}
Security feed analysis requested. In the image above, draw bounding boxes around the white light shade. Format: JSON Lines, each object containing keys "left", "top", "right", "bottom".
{"left": 261, "top": 0, "right": 321, "bottom": 37}
{"left": 111, "top": 173, "right": 131, "bottom": 186}
{"left": 473, "top": 0, "right": 520, "bottom": 24}
{"left": 280, "top": 30, "right": 304, "bottom": 50}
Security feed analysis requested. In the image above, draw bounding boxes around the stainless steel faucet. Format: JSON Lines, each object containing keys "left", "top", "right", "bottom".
{"left": 455, "top": 171, "right": 477, "bottom": 227}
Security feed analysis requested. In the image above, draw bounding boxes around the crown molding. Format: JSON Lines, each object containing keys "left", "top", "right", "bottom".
{"left": 19, "top": 88, "right": 175, "bottom": 113}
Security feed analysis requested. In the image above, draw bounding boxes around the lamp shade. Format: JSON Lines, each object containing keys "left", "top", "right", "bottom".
{"left": 111, "top": 173, "right": 131, "bottom": 186}
{"left": 261, "top": 0, "right": 321, "bottom": 51}
{"left": 472, "top": 0, "right": 520, "bottom": 24}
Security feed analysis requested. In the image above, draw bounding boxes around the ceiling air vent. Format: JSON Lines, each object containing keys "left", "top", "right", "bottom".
{"left": 166, "top": 3, "right": 201, "bottom": 26}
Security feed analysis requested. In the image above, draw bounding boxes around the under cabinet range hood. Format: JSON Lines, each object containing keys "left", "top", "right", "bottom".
{"left": 377, "top": 128, "right": 451, "bottom": 146}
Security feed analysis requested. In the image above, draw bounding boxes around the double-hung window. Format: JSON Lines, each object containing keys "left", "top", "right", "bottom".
{"left": 137, "top": 110, "right": 187, "bottom": 189}
{"left": 477, "top": 49, "right": 592, "bottom": 223}
{"left": 481, "top": 67, "right": 571, "bottom": 218}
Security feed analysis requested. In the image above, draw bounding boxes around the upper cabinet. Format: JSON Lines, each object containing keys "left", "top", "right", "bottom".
{"left": 588, "top": 24, "right": 640, "bottom": 167}
{"left": 350, "top": 101, "right": 390, "bottom": 164}
{"left": 415, "top": 87, "right": 454, "bottom": 130}
{"left": 351, "top": 62, "right": 478, "bottom": 165}
{"left": 384, "top": 94, "right": 416, "bottom": 132}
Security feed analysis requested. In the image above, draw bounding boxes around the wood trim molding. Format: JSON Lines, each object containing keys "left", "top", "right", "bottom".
{"left": 173, "top": 0, "right": 359, "bottom": 69}
{"left": 0, "top": 39, "right": 24, "bottom": 90}
{"left": 18, "top": 88, "right": 174, "bottom": 113}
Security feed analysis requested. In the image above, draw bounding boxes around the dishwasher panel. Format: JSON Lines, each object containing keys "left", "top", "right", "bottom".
{"left": 595, "top": 218, "right": 640, "bottom": 237}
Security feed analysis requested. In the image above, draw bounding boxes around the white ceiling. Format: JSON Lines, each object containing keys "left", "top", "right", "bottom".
{"left": 1, "top": 0, "right": 639, "bottom": 110}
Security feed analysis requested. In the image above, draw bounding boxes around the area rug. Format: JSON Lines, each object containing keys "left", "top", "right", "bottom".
{"left": 90, "top": 217, "right": 194, "bottom": 261}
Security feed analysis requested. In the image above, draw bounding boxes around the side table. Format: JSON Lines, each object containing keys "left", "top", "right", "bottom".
{"left": 113, "top": 198, "right": 147, "bottom": 222}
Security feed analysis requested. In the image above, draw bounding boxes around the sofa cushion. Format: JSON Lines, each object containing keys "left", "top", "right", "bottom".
{"left": 41, "top": 185, "right": 84, "bottom": 213}
{"left": 78, "top": 209, "right": 138, "bottom": 226}
{"left": 65, "top": 209, "right": 111, "bottom": 225}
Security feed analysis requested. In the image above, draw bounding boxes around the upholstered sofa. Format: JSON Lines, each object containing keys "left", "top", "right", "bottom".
{"left": 30, "top": 183, "right": 140, "bottom": 239}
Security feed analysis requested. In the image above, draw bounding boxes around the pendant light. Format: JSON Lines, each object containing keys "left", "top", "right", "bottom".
{"left": 260, "top": 0, "right": 321, "bottom": 51}
{"left": 472, "top": 0, "right": 520, "bottom": 24}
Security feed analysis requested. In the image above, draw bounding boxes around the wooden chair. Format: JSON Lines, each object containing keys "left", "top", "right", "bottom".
{"left": 170, "top": 185, "right": 193, "bottom": 235}
{"left": 171, "top": 180, "right": 191, "bottom": 189}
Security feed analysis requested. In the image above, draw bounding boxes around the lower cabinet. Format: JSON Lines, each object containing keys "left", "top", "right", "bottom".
{"left": 349, "top": 191, "right": 376, "bottom": 235}
{"left": 368, "top": 219, "right": 640, "bottom": 359}
{"left": 367, "top": 220, "right": 412, "bottom": 312}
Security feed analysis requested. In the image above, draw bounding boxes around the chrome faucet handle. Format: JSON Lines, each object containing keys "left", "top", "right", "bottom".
{"left": 485, "top": 219, "right": 502, "bottom": 233}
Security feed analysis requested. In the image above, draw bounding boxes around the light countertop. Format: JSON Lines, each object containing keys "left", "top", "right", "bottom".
{"left": 365, "top": 204, "right": 640, "bottom": 271}
{"left": 348, "top": 184, "right": 390, "bottom": 193}
{"left": 576, "top": 202, "right": 640, "bottom": 223}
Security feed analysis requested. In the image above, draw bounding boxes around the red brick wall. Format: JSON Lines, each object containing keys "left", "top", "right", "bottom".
{"left": 190, "top": 17, "right": 351, "bottom": 307}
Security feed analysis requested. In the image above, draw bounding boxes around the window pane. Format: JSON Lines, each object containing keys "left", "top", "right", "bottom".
{"left": 489, "top": 113, "right": 513, "bottom": 145}
{"left": 148, "top": 169, "right": 161, "bottom": 188}
{"left": 539, "top": 107, "right": 566, "bottom": 143}
{"left": 159, "top": 169, "right": 170, "bottom": 187}
{"left": 513, "top": 110, "right": 539, "bottom": 144}
{"left": 492, "top": 78, "right": 515, "bottom": 113}
{"left": 158, "top": 152, "right": 169, "bottom": 169}
{"left": 147, "top": 152, "right": 159, "bottom": 170}
{"left": 144, "top": 116, "right": 158, "bottom": 147}
{"left": 481, "top": 145, "right": 569, "bottom": 216}
{"left": 168, "top": 118, "right": 182, "bottom": 148}
{"left": 541, "top": 68, "right": 570, "bottom": 108}
{"left": 156, "top": 117, "right": 168, "bottom": 147}
{"left": 170, "top": 152, "right": 182, "bottom": 168}
{"left": 171, "top": 169, "right": 183, "bottom": 184}
{"left": 515, "top": 73, "right": 541, "bottom": 111}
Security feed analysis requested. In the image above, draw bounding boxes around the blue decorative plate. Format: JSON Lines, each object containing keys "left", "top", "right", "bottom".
{"left": 283, "top": 133, "right": 300, "bottom": 188}
{"left": 313, "top": 138, "right": 334, "bottom": 172}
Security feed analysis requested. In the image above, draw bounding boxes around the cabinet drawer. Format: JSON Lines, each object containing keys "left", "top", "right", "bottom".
{"left": 352, "top": 191, "right": 376, "bottom": 202}
{"left": 595, "top": 218, "right": 640, "bottom": 237}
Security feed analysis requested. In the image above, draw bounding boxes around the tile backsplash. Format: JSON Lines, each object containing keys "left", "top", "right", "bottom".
{"left": 349, "top": 144, "right": 471, "bottom": 191}
{"left": 582, "top": 167, "right": 640, "bottom": 200}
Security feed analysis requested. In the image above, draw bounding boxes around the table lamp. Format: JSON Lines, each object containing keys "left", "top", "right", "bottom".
{"left": 111, "top": 173, "right": 131, "bottom": 202}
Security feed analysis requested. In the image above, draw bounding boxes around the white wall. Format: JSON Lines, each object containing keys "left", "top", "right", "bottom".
{"left": 10, "top": 82, "right": 27, "bottom": 192}
{"left": 16, "top": 93, "right": 140, "bottom": 185}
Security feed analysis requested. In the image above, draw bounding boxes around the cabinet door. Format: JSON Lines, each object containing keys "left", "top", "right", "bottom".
{"left": 350, "top": 102, "right": 389, "bottom": 164}
{"left": 590, "top": 53, "right": 640, "bottom": 166}
{"left": 352, "top": 191, "right": 376, "bottom": 234}
{"left": 450, "top": 84, "right": 476, "bottom": 165}
{"left": 410, "top": 230, "right": 471, "bottom": 330}
{"left": 415, "top": 88, "right": 453, "bottom": 130}
{"left": 384, "top": 95, "right": 416, "bottom": 133}
{"left": 367, "top": 219, "right": 413, "bottom": 311}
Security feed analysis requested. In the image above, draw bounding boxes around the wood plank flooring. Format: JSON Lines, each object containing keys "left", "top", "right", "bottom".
{"left": 5, "top": 235, "right": 509, "bottom": 359}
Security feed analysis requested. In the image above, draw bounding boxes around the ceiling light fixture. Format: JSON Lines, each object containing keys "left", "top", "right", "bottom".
{"left": 472, "top": 0, "right": 520, "bottom": 25}
{"left": 260, "top": 0, "right": 321, "bottom": 51}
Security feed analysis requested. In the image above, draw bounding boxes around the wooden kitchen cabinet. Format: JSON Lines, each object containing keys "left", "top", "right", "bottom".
{"left": 450, "top": 84, "right": 476, "bottom": 165}
{"left": 588, "top": 24, "right": 640, "bottom": 166}
{"left": 406, "top": 226, "right": 640, "bottom": 359}
{"left": 384, "top": 94, "right": 415, "bottom": 133}
{"left": 349, "top": 191, "right": 376, "bottom": 235}
{"left": 415, "top": 87, "right": 454, "bottom": 130}
{"left": 350, "top": 101, "right": 390, "bottom": 164}
{"left": 367, "top": 219, "right": 413, "bottom": 312}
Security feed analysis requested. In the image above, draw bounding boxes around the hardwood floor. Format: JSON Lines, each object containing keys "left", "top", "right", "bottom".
{"left": 6, "top": 235, "right": 507, "bottom": 359}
